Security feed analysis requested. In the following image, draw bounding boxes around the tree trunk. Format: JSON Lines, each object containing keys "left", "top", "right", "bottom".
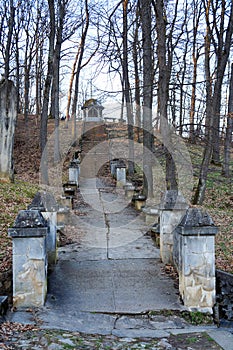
{"left": 0, "top": 80, "right": 17, "bottom": 182}
{"left": 189, "top": 56, "right": 197, "bottom": 142}
{"left": 53, "top": 40, "right": 61, "bottom": 163}
{"left": 4, "top": 0, "right": 15, "bottom": 80}
{"left": 222, "top": 62, "right": 233, "bottom": 177}
{"left": 71, "top": 0, "right": 89, "bottom": 141}
{"left": 155, "top": 0, "right": 177, "bottom": 191}
{"left": 36, "top": 41, "right": 43, "bottom": 118}
{"left": 193, "top": 0, "right": 233, "bottom": 204}
{"left": 40, "top": 0, "right": 55, "bottom": 185}
{"left": 53, "top": 0, "right": 67, "bottom": 163}
{"left": 140, "top": 0, "right": 153, "bottom": 197}
{"left": 122, "top": 0, "right": 134, "bottom": 176}
{"left": 66, "top": 45, "right": 81, "bottom": 122}
{"left": 15, "top": 35, "right": 21, "bottom": 114}
{"left": 133, "top": 4, "right": 141, "bottom": 140}
{"left": 189, "top": 1, "right": 202, "bottom": 143}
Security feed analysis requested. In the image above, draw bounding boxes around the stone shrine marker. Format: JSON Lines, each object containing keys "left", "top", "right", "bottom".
{"left": 0, "top": 79, "right": 17, "bottom": 182}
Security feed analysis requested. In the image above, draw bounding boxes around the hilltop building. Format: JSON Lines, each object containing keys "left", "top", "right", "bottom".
{"left": 81, "top": 98, "right": 104, "bottom": 122}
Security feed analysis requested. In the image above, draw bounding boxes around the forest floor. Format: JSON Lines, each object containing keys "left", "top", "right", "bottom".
{"left": 0, "top": 114, "right": 232, "bottom": 293}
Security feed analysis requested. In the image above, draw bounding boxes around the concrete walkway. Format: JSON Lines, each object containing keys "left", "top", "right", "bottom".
{"left": 39, "top": 177, "right": 183, "bottom": 329}
{"left": 8, "top": 177, "right": 233, "bottom": 349}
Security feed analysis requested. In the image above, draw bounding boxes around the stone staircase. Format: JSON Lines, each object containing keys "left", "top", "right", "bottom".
{"left": 79, "top": 122, "right": 110, "bottom": 179}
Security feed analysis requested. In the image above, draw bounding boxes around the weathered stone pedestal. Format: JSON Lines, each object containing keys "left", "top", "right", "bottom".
{"left": 132, "top": 194, "right": 147, "bottom": 211}
{"left": 28, "top": 191, "right": 58, "bottom": 267}
{"left": 142, "top": 206, "right": 160, "bottom": 225}
{"left": 174, "top": 208, "right": 218, "bottom": 312}
{"left": 8, "top": 210, "right": 48, "bottom": 308}
{"left": 0, "top": 79, "right": 17, "bottom": 182}
{"left": 116, "top": 165, "right": 126, "bottom": 187}
{"left": 69, "top": 160, "right": 80, "bottom": 186}
{"left": 159, "top": 190, "right": 188, "bottom": 265}
{"left": 110, "top": 159, "right": 119, "bottom": 177}
{"left": 124, "top": 183, "right": 136, "bottom": 199}
{"left": 63, "top": 182, "right": 77, "bottom": 197}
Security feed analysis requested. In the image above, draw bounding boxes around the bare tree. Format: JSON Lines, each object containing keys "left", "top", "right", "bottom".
{"left": 193, "top": 0, "right": 233, "bottom": 204}
{"left": 70, "top": 0, "right": 90, "bottom": 140}
{"left": 4, "top": 0, "right": 15, "bottom": 80}
{"left": 21, "top": 1, "right": 38, "bottom": 123}
{"left": 122, "top": 0, "right": 134, "bottom": 176}
{"left": 189, "top": 0, "right": 203, "bottom": 142}
{"left": 210, "top": 0, "right": 232, "bottom": 165}
{"left": 40, "top": 0, "right": 55, "bottom": 184}
{"left": 132, "top": 1, "right": 141, "bottom": 139}
{"left": 53, "top": 0, "right": 68, "bottom": 163}
{"left": 139, "top": 0, "right": 154, "bottom": 197}
{"left": 222, "top": 62, "right": 233, "bottom": 177}
{"left": 154, "top": 0, "right": 180, "bottom": 190}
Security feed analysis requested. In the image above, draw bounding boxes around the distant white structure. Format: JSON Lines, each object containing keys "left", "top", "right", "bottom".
{"left": 81, "top": 98, "right": 104, "bottom": 122}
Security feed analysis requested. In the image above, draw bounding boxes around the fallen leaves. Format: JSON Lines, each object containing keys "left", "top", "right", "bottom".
{"left": 0, "top": 321, "right": 38, "bottom": 350}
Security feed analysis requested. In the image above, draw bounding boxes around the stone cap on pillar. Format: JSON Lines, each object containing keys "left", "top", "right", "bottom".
{"left": 8, "top": 210, "right": 48, "bottom": 237}
{"left": 28, "top": 191, "right": 58, "bottom": 212}
{"left": 132, "top": 194, "right": 147, "bottom": 202}
{"left": 116, "top": 159, "right": 126, "bottom": 168}
{"left": 70, "top": 159, "right": 80, "bottom": 167}
{"left": 159, "top": 190, "right": 189, "bottom": 210}
{"left": 176, "top": 208, "right": 218, "bottom": 236}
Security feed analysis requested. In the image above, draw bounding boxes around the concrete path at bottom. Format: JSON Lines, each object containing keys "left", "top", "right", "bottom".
{"left": 7, "top": 178, "right": 233, "bottom": 349}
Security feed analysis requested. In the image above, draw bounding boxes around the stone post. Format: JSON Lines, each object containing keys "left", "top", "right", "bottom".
{"left": 175, "top": 208, "right": 218, "bottom": 312}
{"left": 0, "top": 80, "right": 17, "bottom": 182}
{"left": 159, "top": 190, "right": 188, "bottom": 265}
{"left": 116, "top": 165, "right": 126, "bottom": 187}
{"left": 110, "top": 159, "right": 119, "bottom": 177}
{"left": 8, "top": 210, "right": 48, "bottom": 308}
{"left": 124, "top": 182, "right": 136, "bottom": 199}
{"left": 142, "top": 206, "right": 160, "bottom": 226}
{"left": 69, "top": 159, "right": 80, "bottom": 186}
{"left": 133, "top": 194, "right": 147, "bottom": 211}
{"left": 28, "top": 191, "right": 58, "bottom": 267}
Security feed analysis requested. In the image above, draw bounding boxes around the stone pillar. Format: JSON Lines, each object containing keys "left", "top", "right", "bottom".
{"left": 175, "top": 208, "right": 218, "bottom": 312}
{"left": 133, "top": 194, "right": 147, "bottom": 211}
{"left": 0, "top": 80, "right": 17, "bottom": 182}
{"left": 28, "top": 191, "right": 58, "bottom": 267}
{"left": 116, "top": 165, "right": 126, "bottom": 187}
{"left": 142, "top": 206, "right": 160, "bottom": 226}
{"left": 124, "top": 183, "right": 135, "bottom": 199}
{"left": 63, "top": 183, "right": 76, "bottom": 197}
{"left": 159, "top": 190, "right": 188, "bottom": 265}
{"left": 110, "top": 159, "right": 119, "bottom": 177}
{"left": 69, "top": 159, "right": 80, "bottom": 186}
{"left": 8, "top": 210, "right": 48, "bottom": 308}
